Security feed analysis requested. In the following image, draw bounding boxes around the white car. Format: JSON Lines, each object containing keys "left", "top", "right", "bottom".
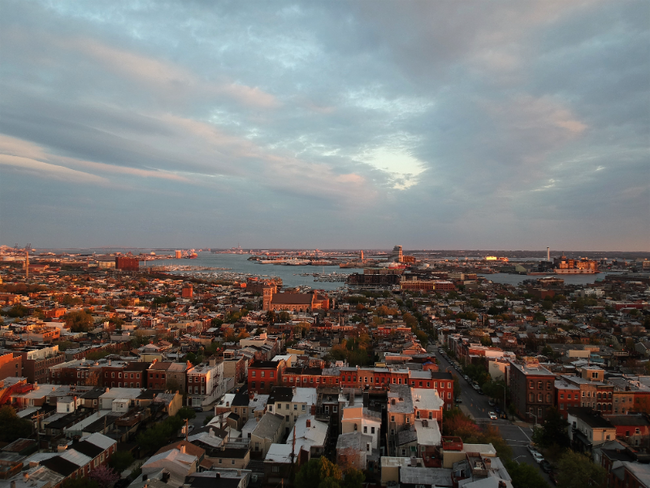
{"left": 488, "top": 412, "right": 498, "bottom": 420}
{"left": 531, "top": 451, "right": 544, "bottom": 464}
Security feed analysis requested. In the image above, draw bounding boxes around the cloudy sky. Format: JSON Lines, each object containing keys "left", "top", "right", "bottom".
{"left": 1, "top": 1, "right": 648, "bottom": 251}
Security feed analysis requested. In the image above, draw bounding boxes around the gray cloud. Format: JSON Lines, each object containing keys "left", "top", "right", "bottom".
{"left": 0, "top": 0, "right": 647, "bottom": 250}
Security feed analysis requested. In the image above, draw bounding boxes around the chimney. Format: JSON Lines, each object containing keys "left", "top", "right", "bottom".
{"left": 306, "top": 419, "right": 311, "bottom": 428}
{"left": 180, "top": 445, "right": 186, "bottom": 454}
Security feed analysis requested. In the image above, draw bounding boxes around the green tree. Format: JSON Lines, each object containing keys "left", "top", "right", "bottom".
{"left": 295, "top": 457, "right": 343, "bottom": 488}
{"left": 65, "top": 310, "right": 95, "bottom": 332}
{"left": 531, "top": 407, "right": 570, "bottom": 450}
{"left": 341, "top": 468, "right": 364, "bottom": 488}
{"left": 108, "top": 451, "right": 135, "bottom": 472}
{"left": 0, "top": 405, "right": 33, "bottom": 442}
{"left": 5, "top": 303, "right": 29, "bottom": 318}
{"left": 136, "top": 415, "right": 183, "bottom": 453}
{"left": 504, "top": 460, "right": 549, "bottom": 488}
{"left": 176, "top": 407, "right": 196, "bottom": 421}
{"left": 556, "top": 450, "right": 606, "bottom": 488}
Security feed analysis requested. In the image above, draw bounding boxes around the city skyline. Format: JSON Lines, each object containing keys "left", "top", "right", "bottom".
{"left": 0, "top": 1, "right": 648, "bottom": 251}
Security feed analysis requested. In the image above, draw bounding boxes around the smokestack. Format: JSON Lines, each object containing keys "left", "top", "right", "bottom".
{"left": 547, "top": 247, "right": 550, "bottom": 261}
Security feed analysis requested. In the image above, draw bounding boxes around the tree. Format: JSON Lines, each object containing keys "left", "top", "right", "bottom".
{"left": 504, "top": 460, "right": 549, "bottom": 488}
{"left": 531, "top": 407, "right": 570, "bottom": 450}
{"left": 176, "top": 407, "right": 196, "bottom": 421}
{"left": 340, "top": 468, "right": 364, "bottom": 488}
{"left": 556, "top": 450, "right": 606, "bottom": 488}
{"left": 108, "top": 451, "right": 135, "bottom": 473}
{"left": 88, "top": 465, "right": 120, "bottom": 488}
{"left": 295, "top": 457, "right": 343, "bottom": 488}
{"left": 5, "top": 303, "right": 29, "bottom": 318}
{"left": 443, "top": 409, "right": 480, "bottom": 439}
{"left": 0, "top": 405, "right": 33, "bottom": 442}
{"left": 65, "top": 310, "right": 95, "bottom": 332}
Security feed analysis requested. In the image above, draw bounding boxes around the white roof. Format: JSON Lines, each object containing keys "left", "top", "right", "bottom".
{"left": 59, "top": 449, "right": 92, "bottom": 467}
{"left": 287, "top": 415, "right": 328, "bottom": 453}
{"left": 83, "top": 432, "right": 116, "bottom": 450}
{"left": 414, "top": 419, "right": 441, "bottom": 446}
{"left": 292, "top": 387, "right": 317, "bottom": 406}
{"left": 264, "top": 444, "right": 294, "bottom": 464}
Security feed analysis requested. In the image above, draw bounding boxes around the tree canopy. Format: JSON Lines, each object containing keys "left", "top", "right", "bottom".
{"left": 294, "top": 458, "right": 363, "bottom": 488}
{"left": 64, "top": 310, "right": 95, "bottom": 332}
{"left": 531, "top": 407, "right": 570, "bottom": 451}
{"left": 556, "top": 450, "right": 606, "bottom": 488}
{"left": 0, "top": 405, "right": 33, "bottom": 442}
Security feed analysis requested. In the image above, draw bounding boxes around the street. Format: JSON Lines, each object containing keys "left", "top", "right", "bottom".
{"left": 433, "top": 348, "right": 554, "bottom": 485}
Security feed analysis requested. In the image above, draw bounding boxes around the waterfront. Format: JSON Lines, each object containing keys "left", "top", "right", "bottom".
{"left": 142, "top": 252, "right": 359, "bottom": 291}
{"left": 479, "top": 272, "right": 611, "bottom": 286}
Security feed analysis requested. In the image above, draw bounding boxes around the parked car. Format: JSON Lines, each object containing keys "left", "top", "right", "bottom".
{"left": 477, "top": 388, "right": 484, "bottom": 395}
{"left": 455, "top": 397, "right": 463, "bottom": 404}
{"left": 488, "top": 399, "right": 496, "bottom": 406}
{"left": 489, "top": 412, "right": 498, "bottom": 420}
{"left": 540, "top": 460, "right": 552, "bottom": 473}
{"left": 531, "top": 451, "right": 544, "bottom": 464}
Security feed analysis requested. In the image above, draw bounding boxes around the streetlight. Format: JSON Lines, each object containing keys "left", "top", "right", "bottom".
{"left": 528, "top": 412, "right": 538, "bottom": 426}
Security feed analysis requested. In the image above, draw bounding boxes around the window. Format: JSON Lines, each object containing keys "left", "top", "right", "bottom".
{"left": 427, "top": 382, "right": 430, "bottom": 387}
{"left": 302, "top": 405, "right": 305, "bottom": 411}
{"left": 447, "top": 392, "right": 451, "bottom": 399}
{"left": 429, "top": 412, "right": 432, "bottom": 419}
{"left": 232, "top": 460, "right": 235, "bottom": 465}
{"left": 529, "top": 393, "right": 534, "bottom": 402}
{"left": 354, "top": 424, "right": 358, "bottom": 431}
{"left": 538, "top": 381, "right": 542, "bottom": 389}
{"left": 294, "top": 404, "right": 297, "bottom": 411}
{"left": 363, "top": 426, "right": 367, "bottom": 433}
{"left": 391, "top": 416, "right": 395, "bottom": 422}
{"left": 270, "top": 372, "right": 274, "bottom": 378}
{"left": 333, "top": 406, "right": 338, "bottom": 413}
{"left": 272, "top": 466, "right": 279, "bottom": 473}
{"left": 261, "top": 371, "right": 265, "bottom": 378}
{"left": 371, "top": 427, "right": 375, "bottom": 434}
{"left": 252, "top": 371, "right": 256, "bottom": 377}
{"left": 448, "top": 382, "right": 452, "bottom": 389}
{"left": 529, "top": 380, "right": 534, "bottom": 389}
{"left": 560, "top": 393, "right": 564, "bottom": 399}
{"left": 434, "top": 382, "right": 438, "bottom": 388}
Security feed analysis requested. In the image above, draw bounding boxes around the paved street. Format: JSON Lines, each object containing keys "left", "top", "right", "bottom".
{"left": 433, "top": 347, "right": 554, "bottom": 485}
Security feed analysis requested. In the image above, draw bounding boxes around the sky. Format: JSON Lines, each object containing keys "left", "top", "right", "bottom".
{"left": 0, "top": 1, "right": 648, "bottom": 251}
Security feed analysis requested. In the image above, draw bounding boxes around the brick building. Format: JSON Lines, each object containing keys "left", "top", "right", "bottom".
{"left": 509, "top": 358, "right": 556, "bottom": 423}
{"left": 248, "top": 360, "right": 285, "bottom": 394}
{"left": 0, "top": 352, "right": 22, "bottom": 382}
{"left": 262, "top": 289, "right": 329, "bottom": 312}
{"left": 115, "top": 257, "right": 139, "bottom": 271}
{"left": 20, "top": 346, "right": 65, "bottom": 383}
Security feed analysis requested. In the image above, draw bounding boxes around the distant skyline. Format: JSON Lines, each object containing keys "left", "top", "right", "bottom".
{"left": 0, "top": 1, "right": 648, "bottom": 251}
